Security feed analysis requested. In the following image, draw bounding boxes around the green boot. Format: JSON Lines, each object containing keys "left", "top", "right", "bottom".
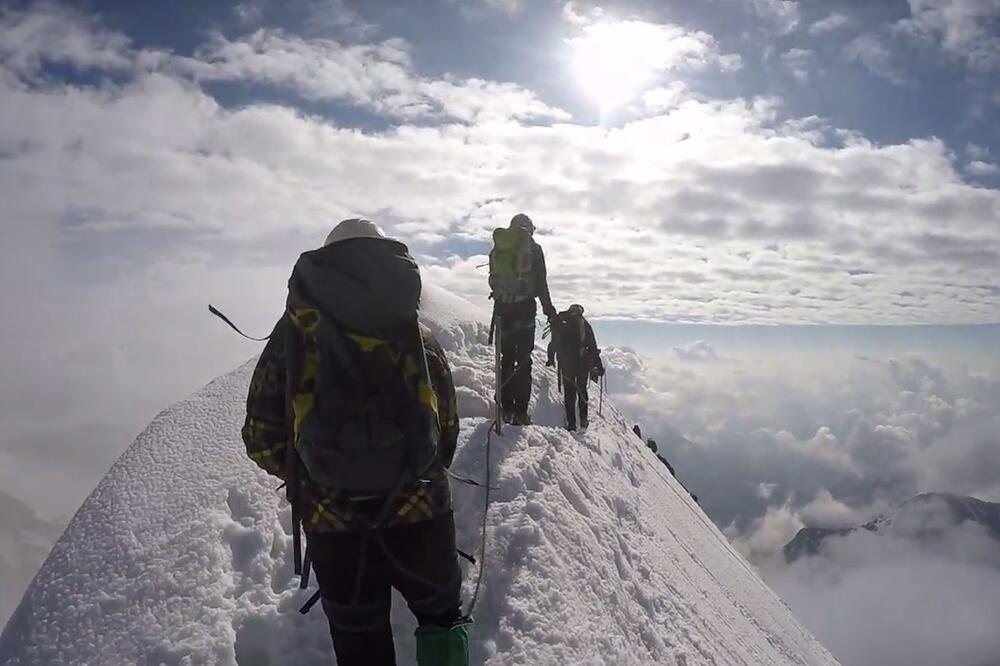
{"left": 415, "top": 619, "right": 471, "bottom": 666}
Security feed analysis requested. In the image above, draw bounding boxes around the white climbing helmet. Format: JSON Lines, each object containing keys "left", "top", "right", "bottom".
{"left": 323, "top": 218, "right": 385, "bottom": 246}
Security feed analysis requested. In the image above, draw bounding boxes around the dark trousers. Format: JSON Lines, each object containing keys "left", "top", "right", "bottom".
{"left": 499, "top": 319, "right": 536, "bottom": 415}
{"left": 307, "top": 513, "right": 463, "bottom": 666}
{"left": 562, "top": 369, "right": 590, "bottom": 429}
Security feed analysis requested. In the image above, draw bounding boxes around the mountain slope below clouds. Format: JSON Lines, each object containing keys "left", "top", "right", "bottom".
{"left": 0, "top": 285, "right": 837, "bottom": 665}
{"left": 784, "top": 493, "right": 1000, "bottom": 563}
{"left": 0, "top": 490, "right": 62, "bottom": 631}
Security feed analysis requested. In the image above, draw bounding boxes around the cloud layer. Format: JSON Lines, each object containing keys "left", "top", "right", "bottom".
{"left": 605, "top": 334, "right": 1000, "bottom": 665}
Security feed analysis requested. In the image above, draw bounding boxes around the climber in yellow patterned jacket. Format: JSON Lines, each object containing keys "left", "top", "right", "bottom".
{"left": 242, "top": 316, "right": 459, "bottom": 532}
{"left": 241, "top": 218, "right": 467, "bottom": 666}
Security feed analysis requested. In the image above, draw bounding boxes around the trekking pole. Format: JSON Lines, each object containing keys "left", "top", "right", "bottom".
{"left": 494, "top": 315, "right": 503, "bottom": 435}
{"left": 599, "top": 374, "right": 605, "bottom": 417}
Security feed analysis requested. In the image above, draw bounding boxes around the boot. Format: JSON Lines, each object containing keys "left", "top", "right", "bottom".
{"left": 415, "top": 619, "right": 471, "bottom": 666}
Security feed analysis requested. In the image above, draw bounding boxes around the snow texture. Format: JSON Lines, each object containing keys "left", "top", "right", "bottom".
{"left": 0, "top": 284, "right": 837, "bottom": 665}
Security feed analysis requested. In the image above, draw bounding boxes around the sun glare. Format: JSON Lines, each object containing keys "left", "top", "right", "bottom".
{"left": 571, "top": 21, "right": 672, "bottom": 111}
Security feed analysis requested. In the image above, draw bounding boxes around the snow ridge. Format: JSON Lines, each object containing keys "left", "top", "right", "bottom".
{"left": 0, "top": 285, "right": 837, "bottom": 665}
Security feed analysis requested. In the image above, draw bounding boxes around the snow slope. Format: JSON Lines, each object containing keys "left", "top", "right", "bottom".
{"left": 0, "top": 285, "right": 837, "bottom": 665}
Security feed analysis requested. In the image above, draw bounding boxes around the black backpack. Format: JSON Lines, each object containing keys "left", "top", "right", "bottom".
{"left": 284, "top": 238, "right": 440, "bottom": 494}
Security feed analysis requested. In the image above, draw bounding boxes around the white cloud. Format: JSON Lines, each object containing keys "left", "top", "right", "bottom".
{"left": 846, "top": 33, "right": 911, "bottom": 85}
{"left": 799, "top": 488, "right": 860, "bottom": 529}
{"left": 808, "top": 12, "right": 852, "bottom": 35}
{"left": 747, "top": 0, "right": 801, "bottom": 34}
{"left": 606, "top": 344, "right": 1000, "bottom": 552}
{"left": 967, "top": 160, "right": 1000, "bottom": 176}
{"left": 234, "top": 1, "right": 265, "bottom": 26}
{"left": 639, "top": 82, "right": 690, "bottom": 112}
{"left": 902, "top": 0, "right": 1000, "bottom": 70}
{"left": 779, "top": 47, "right": 811, "bottom": 81}
{"left": 766, "top": 520, "right": 1000, "bottom": 666}
{"left": 184, "top": 30, "right": 569, "bottom": 123}
{"left": 561, "top": 1, "right": 603, "bottom": 25}
{"left": 965, "top": 142, "right": 991, "bottom": 160}
{"left": 303, "top": 0, "right": 377, "bottom": 35}
{"left": 601, "top": 347, "right": 652, "bottom": 394}
{"left": 0, "top": 3, "right": 132, "bottom": 76}
{"left": 673, "top": 340, "right": 721, "bottom": 362}
{"left": 3, "top": 5, "right": 995, "bottom": 335}
{"left": 735, "top": 504, "right": 804, "bottom": 559}
{"left": 451, "top": 0, "right": 525, "bottom": 20}
{"left": 567, "top": 19, "right": 741, "bottom": 104}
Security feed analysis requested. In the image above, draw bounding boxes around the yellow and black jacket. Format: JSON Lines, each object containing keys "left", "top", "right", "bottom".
{"left": 242, "top": 316, "right": 459, "bottom": 532}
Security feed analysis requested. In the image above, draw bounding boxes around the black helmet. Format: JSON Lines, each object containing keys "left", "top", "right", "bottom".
{"left": 568, "top": 303, "right": 584, "bottom": 315}
{"left": 510, "top": 213, "right": 534, "bottom": 234}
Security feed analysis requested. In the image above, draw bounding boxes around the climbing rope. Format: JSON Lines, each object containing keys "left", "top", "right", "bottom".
{"left": 464, "top": 418, "right": 496, "bottom": 618}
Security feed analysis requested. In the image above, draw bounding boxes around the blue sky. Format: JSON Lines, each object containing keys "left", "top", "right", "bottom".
{"left": 1, "top": 1, "right": 999, "bottom": 658}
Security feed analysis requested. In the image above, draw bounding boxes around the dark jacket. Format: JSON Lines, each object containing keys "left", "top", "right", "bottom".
{"left": 552, "top": 311, "right": 603, "bottom": 376}
{"left": 531, "top": 242, "right": 556, "bottom": 319}
{"left": 242, "top": 241, "right": 458, "bottom": 532}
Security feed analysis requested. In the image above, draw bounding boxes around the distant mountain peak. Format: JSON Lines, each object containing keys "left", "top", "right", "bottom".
{"left": 784, "top": 492, "right": 1000, "bottom": 563}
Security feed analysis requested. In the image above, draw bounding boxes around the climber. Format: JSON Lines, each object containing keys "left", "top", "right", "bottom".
{"left": 550, "top": 303, "right": 604, "bottom": 431}
{"left": 241, "top": 218, "right": 469, "bottom": 666}
{"left": 633, "top": 424, "right": 643, "bottom": 439}
{"left": 647, "top": 440, "right": 698, "bottom": 504}
{"left": 488, "top": 213, "right": 557, "bottom": 425}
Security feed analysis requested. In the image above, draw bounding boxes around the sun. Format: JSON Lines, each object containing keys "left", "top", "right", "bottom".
{"left": 571, "top": 21, "right": 670, "bottom": 111}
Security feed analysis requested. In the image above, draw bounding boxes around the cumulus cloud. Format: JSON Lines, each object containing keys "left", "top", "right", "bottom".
{"left": 567, "top": 18, "right": 742, "bottom": 86}
{"left": 798, "top": 488, "right": 861, "bottom": 529}
{"left": 561, "top": 1, "right": 603, "bottom": 26}
{"left": 765, "top": 516, "right": 1000, "bottom": 666}
{"left": 808, "top": 12, "right": 852, "bottom": 35}
{"left": 900, "top": 0, "right": 1000, "bottom": 70}
{"left": 600, "top": 347, "right": 652, "bottom": 394}
{"left": 5, "top": 5, "right": 994, "bottom": 330}
{"left": 967, "top": 160, "right": 1000, "bottom": 176}
{"left": 673, "top": 340, "right": 721, "bottom": 362}
{"left": 846, "top": 33, "right": 911, "bottom": 85}
{"left": 458, "top": 0, "right": 524, "bottom": 16}
{"left": 779, "top": 47, "right": 811, "bottom": 81}
{"left": 605, "top": 339, "right": 1000, "bottom": 542}
{"left": 746, "top": 0, "right": 801, "bottom": 34}
{"left": 604, "top": 332, "right": 1000, "bottom": 663}
{"left": 0, "top": 2, "right": 132, "bottom": 76}
{"left": 184, "top": 30, "right": 569, "bottom": 123}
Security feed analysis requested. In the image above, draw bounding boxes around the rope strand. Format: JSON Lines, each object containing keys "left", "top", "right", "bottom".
{"left": 465, "top": 419, "right": 495, "bottom": 618}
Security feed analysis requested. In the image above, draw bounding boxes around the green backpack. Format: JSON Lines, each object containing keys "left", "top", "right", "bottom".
{"left": 284, "top": 239, "right": 441, "bottom": 495}
{"left": 489, "top": 226, "right": 536, "bottom": 303}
